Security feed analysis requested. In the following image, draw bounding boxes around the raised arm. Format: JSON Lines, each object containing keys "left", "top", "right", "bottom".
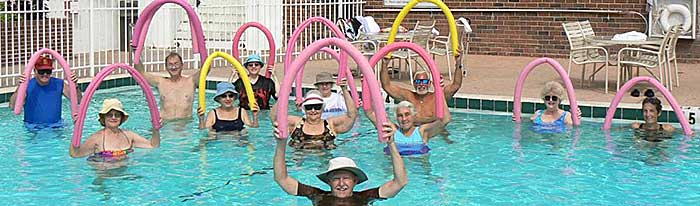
{"left": 380, "top": 59, "right": 413, "bottom": 102}
{"left": 443, "top": 50, "right": 463, "bottom": 99}
{"left": 378, "top": 122, "right": 408, "bottom": 198}
{"left": 69, "top": 133, "right": 100, "bottom": 158}
{"left": 190, "top": 65, "right": 203, "bottom": 87}
{"left": 130, "top": 128, "right": 161, "bottom": 148}
{"left": 270, "top": 103, "right": 302, "bottom": 133}
{"left": 8, "top": 76, "right": 25, "bottom": 109}
{"left": 328, "top": 78, "right": 358, "bottom": 134}
{"left": 134, "top": 62, "right": 162, "bottom": 86}
{"left": 273, "top": 122, "right": 300, "bottom": 195}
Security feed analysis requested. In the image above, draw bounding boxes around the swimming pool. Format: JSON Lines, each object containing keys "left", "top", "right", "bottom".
{"left": 1, "top": 86, "right": 699, "bottom": 205}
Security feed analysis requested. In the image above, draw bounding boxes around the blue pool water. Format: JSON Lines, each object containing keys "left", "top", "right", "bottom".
{"left": 1, "top": 86, "right": 700, "bottom": 205}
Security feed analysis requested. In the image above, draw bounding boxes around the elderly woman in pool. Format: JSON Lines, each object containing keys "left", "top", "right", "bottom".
{"left": 365, "top": 101, "right": 446, "bottom": 155}
{"left": 198, "top": 82, "right": 259, "bottom": 133}
{"left": 271, "top": 78, "right": 357, "bottom": 150}
{"left": 69, "top": 99, "right": 160, "bottom": 161}
{"left": 530, "top": 81, "right": 575, "bottom": 127}
{"left": 631, "top": 97, "right": 675, "bottom": 132}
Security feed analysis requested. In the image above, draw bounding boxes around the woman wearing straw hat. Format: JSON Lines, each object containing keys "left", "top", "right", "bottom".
{"left": 273, "top": 121, "right": 408, "bottom": 205}
{"left": 271, "top": 78, "right": 357, "bottom": 150}
{"left": 69, "top": 99, "right": 160, "bottom": 161}
{"left": 197, "top": 82, "right": 259, "bottom": 133}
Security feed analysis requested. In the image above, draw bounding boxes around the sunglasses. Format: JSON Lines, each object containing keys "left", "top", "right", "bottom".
{"left": 37, "top": 70, "right": 52, "bottom": 75}
{"left": 414, "top": 79, "right": 430, "bottom": 85}
{"left": 247, "top": 62, "right": 262, "bottom": 67}
{"left": 105, "top": 112, "right": 123, "bottom": 119}
{"left": 631, "top": 89, "right": 655, "bottom": 98}
{"left": 543, "top": 95, "right": 559, "bottom": 101}
{"left": 304, "top": 104, "right": 323, "bottom": 111}
{"left": 221, "top": 93, "right": 237, "bottom": 99}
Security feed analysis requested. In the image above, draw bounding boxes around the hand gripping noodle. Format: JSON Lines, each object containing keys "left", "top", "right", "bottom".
{"left": 602, "top": 76, "right": 694, "bottom": 136}
{"left": 298, "top": 47, "right": 361, "bottom": 107}
{"left": 232, "top": 22, "right": 276, "bottom": 78}
{"left": 14, "top": 48, "right": 79, "bottom": 117}
{"left": 278, "top": 38, "right": 388, "bottom": 142}
{"left": 385, "top": 0, "right": 459, "bottom": 58}
{"left": 512, "top": 58, "right": 581, "bottom": 125}
{"left": 72, "top": 63, "right": 161, "bottom": 147}
{"left": 367, "top": 42, "right": 445, "bottom": 118}
{"left": 197, "top": 52, "right": 257, "bottom": 112}
{"left": 132, "top": 0, "right": 207, "bottom": 64}
{"left": 284, "top": 16, "right": 357, "bottom": 105}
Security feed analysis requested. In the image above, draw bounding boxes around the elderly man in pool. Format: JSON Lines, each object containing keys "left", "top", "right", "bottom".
{"left": 379, "top": 51, "right": 462, "bottom": 125}
{"left": 134, "top": 52, "right": 202, "bottom": 121}
{"left": 272, "top": 121, "right": 408, "bottom": 205}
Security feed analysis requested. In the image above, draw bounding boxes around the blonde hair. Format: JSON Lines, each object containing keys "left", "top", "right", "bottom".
{"left": 540, "top": 81, "right": 566, "bottom": 98}
{"left": 394, "top": 101, "right": 417, "bottom": 117}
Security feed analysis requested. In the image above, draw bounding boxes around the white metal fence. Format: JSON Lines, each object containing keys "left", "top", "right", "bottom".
{"left": 0, "top": 0, "right": 365, "bottom": 88}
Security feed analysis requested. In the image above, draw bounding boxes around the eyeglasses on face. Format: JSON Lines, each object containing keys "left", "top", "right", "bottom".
{"left": 543, "top": 95, "right": 559, "bottom": 102}
{"left": 247, "top": 62, "right": 262, "bottom": 67}
{"left": 105, "top": 112, "right": 123, "bottom": 119}
{"left": 304, "top": 104, "right": 323, "bottom": 111}
{"left": 414, "top": 79, "right": 430, "bottom": 85}
{"left": 37, "top": 70, "right": 52, "bottom": 75}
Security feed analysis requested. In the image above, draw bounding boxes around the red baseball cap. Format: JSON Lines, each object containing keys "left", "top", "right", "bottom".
{"left": 35, "top": 56, "right": 54, "bottom": 70}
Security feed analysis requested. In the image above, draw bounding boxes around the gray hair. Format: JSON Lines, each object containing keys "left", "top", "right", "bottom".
{"left": 540, "top": 81, "right": 566, "bottom": 98}
{"left": 394, "top": 101, "right": 417, "bottom": 117}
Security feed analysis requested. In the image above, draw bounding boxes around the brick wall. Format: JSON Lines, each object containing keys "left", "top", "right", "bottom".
{"left": 0, "top": 19, "right": 73, "bottom": 65}
{"left": 364, "top": 0, "right": 700, "bottom": 63}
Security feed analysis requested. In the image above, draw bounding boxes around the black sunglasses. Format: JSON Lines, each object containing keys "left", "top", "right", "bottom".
{"left": 304, "top": 104, "right": 323, "bottom": 111}
{"left": 414, "top": 79, "right": 430, "bottom": 85}
{"left": 220, "top": 93, "right": 237, "bottom": 99}
{"left": 631, "top": 89, "right": 655, "bottom": 98}
{"left": 37, "top": 70, "right": 52, "bottom": 75}
{"left": 543, "top": 95, "right": 559, "bottom": 101}
{"left": 247, "top": 62, "right": 262, "bottom": 67}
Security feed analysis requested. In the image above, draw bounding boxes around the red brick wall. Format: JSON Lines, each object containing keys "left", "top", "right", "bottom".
{"left": 364, "top": 0, "right": 700, "bottom": 63}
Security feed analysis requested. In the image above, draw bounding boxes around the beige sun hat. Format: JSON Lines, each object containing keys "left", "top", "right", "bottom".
{"left": 98, "top": 98, "right": 129, "bottom": 124}
{"left": 316, "top": 157, "right": 368, "bottom": 185}
{"left": 314, "top": 72, "right": 335, "bottom": 85}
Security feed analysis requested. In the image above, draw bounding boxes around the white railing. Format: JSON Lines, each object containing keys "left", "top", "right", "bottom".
{"left": 0, "top": 0, "right": 365, "bottom": 89}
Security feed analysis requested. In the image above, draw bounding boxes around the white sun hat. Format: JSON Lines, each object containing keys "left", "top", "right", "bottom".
{"left": 316, "top": 157, "right": 368, "bottom": 185}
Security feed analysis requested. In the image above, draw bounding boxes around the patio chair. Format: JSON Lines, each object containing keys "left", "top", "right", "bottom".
{"left": 428, "top": 17, "right": 472, "bottom": 80}
{"left": 562, "top": 21, "right": 612, "bottom": 93}
{"left": 388, "top": 28, "right": 433, "bottom": 82}
{"left": 665, "top": 25, "right": 682, "bottom": 87}
{"left": 350, "top": 40, "right": 379, "bottom": 79}
{"left": 617, "top": 26, "right": 678, "bottom": 91}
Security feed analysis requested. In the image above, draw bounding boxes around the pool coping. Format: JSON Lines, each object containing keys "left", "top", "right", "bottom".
{"left": 0, "top": 76, "right": 687, "bottom": 123}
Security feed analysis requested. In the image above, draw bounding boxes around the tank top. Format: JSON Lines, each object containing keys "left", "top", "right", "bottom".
{"left": 212, "top": 107, "right": 245, "bottom": 132}
{"left": 289, "top": 119, "right": 337, "bottom": 150}
{"left": 532, "top": 110, "right": 568, "bottom": 133}
{"left": 384, "top": 126, "right": 430, "bottom": 155}
{"left": 24, "top": 77, "right": 63, "bottom": 124}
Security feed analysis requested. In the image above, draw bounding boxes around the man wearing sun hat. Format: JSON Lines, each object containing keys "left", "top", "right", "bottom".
{"left": 273, "top": 120, "right": 408, "bottom": 205}
{"left": 9, "top": 55, "right": 81, "bottom": 130}
{"left": 233, "top": 54, "right": 277, "bottom": 110}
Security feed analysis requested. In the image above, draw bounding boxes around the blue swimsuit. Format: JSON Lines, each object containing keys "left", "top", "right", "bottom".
{"left": 384, "top": 126, "right": 430, "bottom": 155}
{"left": 532, "top": 110, "right": 568, "bottom": 133}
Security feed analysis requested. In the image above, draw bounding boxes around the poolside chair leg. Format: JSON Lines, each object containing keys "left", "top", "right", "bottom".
{"left": 580, "top": 64, "right": 586, "bottom": 87}
{"left": 604, "top": 64, "right": 608, "bottom": 94}
{"left": 673, "top": 58, "right": 679, "bottom": 87}
{"left": 567, "top": 59, "right": 572, "bottom": 76}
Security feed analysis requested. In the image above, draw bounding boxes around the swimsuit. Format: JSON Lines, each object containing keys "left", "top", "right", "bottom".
{"left": 211, "top": 107, "right": 245, "bottom": 132}
{"left": 289, "top": 119, "right": 337, "bottom": 150}
{"left": 24, "top": 77, "right": 63, "bottom": 126}
{"left": 532, "top": 110, "right": 568, "bottom": 133}
{"left": 88, "top": 130, "right": 134, "bottom": 162}
{"left": 384, "top": 126, "right": 430, "bottom": 155}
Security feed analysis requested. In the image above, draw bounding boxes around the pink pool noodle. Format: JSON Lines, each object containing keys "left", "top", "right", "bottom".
{"left": 277, "top": 38, "right": 388, "bottom": 142}
{"left": 602, "top": 76, "right": 694, "bottom": 136}
{"left": 512, "top": 58, "right": 581, "bottom": 126}
{"left": 308, "top": 47, "right": 361, "bottom": 107}
{"left": 231, "top": 22, "right": 276, "bottom": 78}
{"left": 132, "top": 0, "right": 207, "bottom": 64}
{"left": 72, "top": 63, "right": 161, "bottom": 147}
{"left": 367, "top": 42, "right": 445, "bottom": 119}
{"left": 14, "top": 48, "right": 79, "bottom": 118}
{"left": 284, "top": 17, "right": 353, "bottom": 105}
